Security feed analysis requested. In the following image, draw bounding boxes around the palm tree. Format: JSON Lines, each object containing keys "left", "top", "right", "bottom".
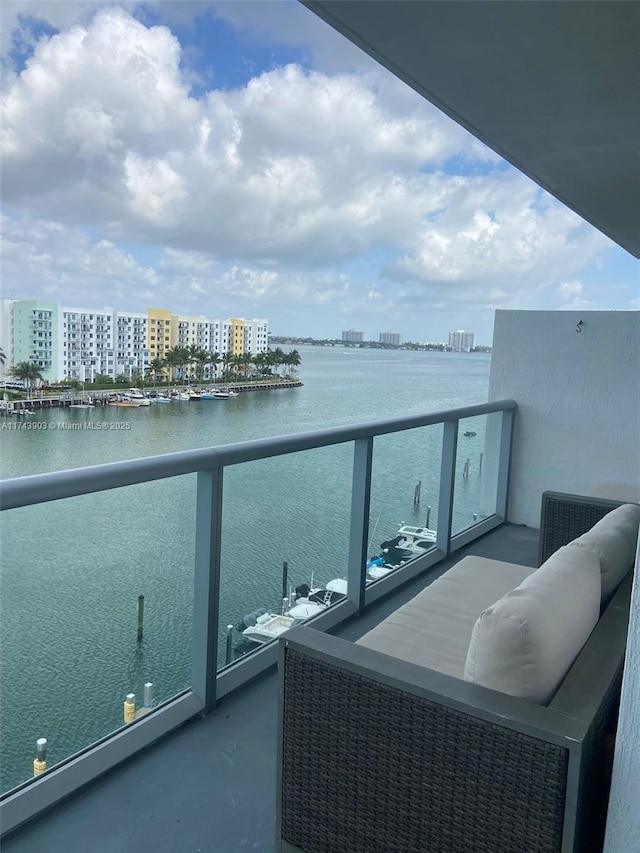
{"left": 253, "top": 352, "right": 267, "bottom": 378}
{"left": 234, "top": 352, "right": 252, "bottom": 380}
{"left": 9, "top": 361, "right": 44, "bottom": 396}
{"left": 221, "top": 351, "right": 235, "bottom": 380}
{"left": 148, "top": 357, "right": 167, "bottom": 386}
{"left": 191, "top": 348, "right": 210, "bottom": 383}
{"left": 284, "top": 349, "right": 301, "bottom": 378}
{"left": 0, "top": 347, "right": 5, "bottom": 366}
{"left": 163, "top": 348, "right": 183, "bottom": 383}
{"left": 268, "top": 347, "right": 286, "bottom": 377}
{"left": 207, "top": 351, "right": 221, "bottom": 382}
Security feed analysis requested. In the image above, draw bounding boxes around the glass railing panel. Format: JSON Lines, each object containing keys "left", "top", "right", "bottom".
{"left": 218, "top": 444, "right": 352, "bottom": 663}
{"left": 451, "top": 412, "right": 503, "bottom": 536}
{"left": 367, "top": 424, "right": 443, "bottom": 582}
{"left": 0, "top": 476, "right": 196, "bottom": 794}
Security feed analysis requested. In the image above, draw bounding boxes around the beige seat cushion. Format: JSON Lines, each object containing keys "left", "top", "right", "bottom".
{"left": 569, "top": 503, "right": 640, "bottom": 604}
{"left": 356, "top": 556, "right": 536, "bottom": 679}
{"left": 464, "top": 545, "right": 600, "bottom": 704}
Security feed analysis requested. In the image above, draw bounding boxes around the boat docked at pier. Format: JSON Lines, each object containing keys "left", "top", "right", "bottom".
{"left": 126, "top": 389, "right": 151, "bottom": 406}
{"left": 367, "top": 523, "right": 438, "bottom": 578}
{"left": 237, "top": 578, "right": 347, "bottom": 645}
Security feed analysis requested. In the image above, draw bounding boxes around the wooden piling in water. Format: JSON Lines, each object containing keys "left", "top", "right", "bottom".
{"left": 137, "top": 595, "right": 144, "bottom": 642}
{"left": 282, "top": 561, "right": 289, "bottom": 602}
{"left": 225, "top": 625, "right": 234, "bottom": 666}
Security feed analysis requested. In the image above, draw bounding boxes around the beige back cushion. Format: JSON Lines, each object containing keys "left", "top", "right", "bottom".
{"left": 569, "top": 503, "right": 640, "bottom": 604}
{"left": 464, "top": 545, "right": 600, "bottom": 704}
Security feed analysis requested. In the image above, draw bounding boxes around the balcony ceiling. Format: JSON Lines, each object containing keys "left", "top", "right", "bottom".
{"left": 302, "top": 1, "right": 640, "bottom": 258}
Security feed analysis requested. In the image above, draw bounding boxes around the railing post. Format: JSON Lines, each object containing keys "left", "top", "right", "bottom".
{"left": 495, "top": 407, "right": 515, "bottom": 521}
{"left": 192, "top": 467, "right": 224, "bottom": 712}
{"left": 348, "top": 437, "right": 373, "bottom": 614}
{"left": 437, "top": 420, "right": 458, "bottom": 556}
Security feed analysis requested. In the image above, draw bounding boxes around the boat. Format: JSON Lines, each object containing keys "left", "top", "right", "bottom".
{"left": 396, "top": 523, "right": 437, "bottom": 548}
{"left": 240, "top": 613, "right": 297, "bottom": 645}
{"left": 370, "top": 522, "right": 436, "bottom": 564}
{"left": 464, "top": 430, "right": 477, "bottom": 437}
{"left": 109, "top": 398, "right": 141, "bottom": 408}
{"left": 366, "top": 556, "right": 395, "bottom": 582}
{"left": 238, "top": 578, "right": 348, "bottom": 645}
{"left": 126, "top": 389, "right": 151, "bottom": 406}
{"left": 200, "top": 392, "right": 216, "bottom": 400}
{"left": 172, "top": 391, "right": 190, "bottom": 401}
{"left": 151, "top": 395, "right": 171, "bottom": 404}
{"left": 212, "top": 388, "right": 238, "bottom": 398}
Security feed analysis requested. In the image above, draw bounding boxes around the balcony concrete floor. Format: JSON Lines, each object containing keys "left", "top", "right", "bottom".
{"left": 3, "top": 523, "right": 539, "bottom": 853}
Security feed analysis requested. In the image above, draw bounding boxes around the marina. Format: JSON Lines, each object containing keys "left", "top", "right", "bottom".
{"left": 0, "top": 379, "right": 302, "bottom": 414}
{"left": 0, "top": 347, "right": 491, "bottom": 793}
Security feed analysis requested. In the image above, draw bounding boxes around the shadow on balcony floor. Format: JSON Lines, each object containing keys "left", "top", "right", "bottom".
{"left": 3, "top": 523, "right": 538, "bottom": 853}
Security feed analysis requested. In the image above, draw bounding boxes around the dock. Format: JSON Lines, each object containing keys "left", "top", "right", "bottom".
{"left": 0, "top": 379, "right": 303, "bottom": 415}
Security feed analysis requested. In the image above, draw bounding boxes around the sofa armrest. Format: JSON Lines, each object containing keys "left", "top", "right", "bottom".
{"left": 538, "top": 490, "right": 628, "bottom": 565}
{"left": 277, "top": 571, "right": 630, "bottom": 853}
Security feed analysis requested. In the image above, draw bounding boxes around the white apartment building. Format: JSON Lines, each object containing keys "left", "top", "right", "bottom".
{"left": 244, "top": 319, "right": 269, "bottom": 356}
{"left": 0, "top": 299, "right": 15, "bottom": 378}
{"left": 379, "top": 332, "right": 401, "bottom": 346}
{"left": 2, "top": 301, "right": 269, "bottom": 382}
{"left": 448, "top": 330, "right": 475, "bottom": 352}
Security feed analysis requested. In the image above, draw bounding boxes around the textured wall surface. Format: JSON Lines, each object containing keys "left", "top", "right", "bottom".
{"left": 604, "top": 537, "right": 640, "bottom": 853}
{"left": 488, "top": 310, "right": 639, "bottom": 527}
{"left": 489, "top": 310, "right": 639, "bottom": 851}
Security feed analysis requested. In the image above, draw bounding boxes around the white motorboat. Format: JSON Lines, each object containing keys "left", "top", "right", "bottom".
{"left": 126, "top": 389, "right": 150, "bottom": 405}
{"left": 395, "top": 523, "right": 436, "bottom": 551}
{"left": 238, "top": 577, "right": 348, "bottom": 645}
{"left": 212, "top": 388, "right": 237, "bottom": 398}
{"left": 241, "top": 613, "right": 297, "bottom": 644}
{"left": 373, "top": 523, "right": 437, "bottom": 568}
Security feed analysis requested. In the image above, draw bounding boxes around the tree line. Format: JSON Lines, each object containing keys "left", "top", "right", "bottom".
{"left": 3, "top": 346, "right": 302, "bottom": 393}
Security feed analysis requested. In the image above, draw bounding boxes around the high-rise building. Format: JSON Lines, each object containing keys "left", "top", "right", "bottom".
{"left": 448, "top": 330, "right": 475, "bottom": 352}
{"left": 342, "top": 330, "right": 363, "bottom": 343}
{"left": 379, "top": 332, "right": 401, "bottom": 346}
{"left": 1, "top": 301, "right": 269, "bottom": 382}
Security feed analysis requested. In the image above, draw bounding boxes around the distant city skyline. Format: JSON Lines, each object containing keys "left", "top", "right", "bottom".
{"left": 1, "top": 4, "right": 636, "bottom": 346}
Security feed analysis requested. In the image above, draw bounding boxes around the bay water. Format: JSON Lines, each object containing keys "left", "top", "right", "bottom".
{"left": 0, "top": 346, "right": 491, "bottom": 791}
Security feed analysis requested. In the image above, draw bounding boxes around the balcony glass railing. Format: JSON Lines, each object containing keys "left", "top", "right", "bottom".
{"left": 451, "top": 411, "right": 505, "bottom": 540}
{"left": 0, "top": 399, "right": 515, "bottom": 835}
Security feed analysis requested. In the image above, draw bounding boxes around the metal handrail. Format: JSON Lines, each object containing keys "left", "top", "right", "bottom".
{"left": 0, "top": 400, "right": 516, "bottom": 509}
{"left": 0, "top": 398, "right": 516, "bottom": 835}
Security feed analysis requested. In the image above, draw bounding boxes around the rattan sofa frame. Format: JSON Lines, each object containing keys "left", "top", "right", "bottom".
{"left": 276, "top": 492, "right": 635, "bottom": 853}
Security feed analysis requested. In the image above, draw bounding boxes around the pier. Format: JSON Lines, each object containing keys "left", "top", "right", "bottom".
{"left": 0, "top": 379, "right": 303, "bottom": 415}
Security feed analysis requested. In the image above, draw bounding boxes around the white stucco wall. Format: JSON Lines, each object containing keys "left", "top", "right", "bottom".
{"left": 489, "top": 310, "right": 640, "bottom": 851}
{"left": 604, "top": 535, "right": 640, "bottom": 853}
{"left": 488, "top": 310, "right": 639, "bottom": 528}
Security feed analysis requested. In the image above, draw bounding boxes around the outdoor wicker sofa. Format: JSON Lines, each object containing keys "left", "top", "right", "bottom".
{"left": 276, "top": 492, "right": 639, "bottom": 853}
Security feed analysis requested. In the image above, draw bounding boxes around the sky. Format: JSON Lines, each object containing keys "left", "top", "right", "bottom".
{"left": 1, "top": 2, "right": 638, "bottom": 345}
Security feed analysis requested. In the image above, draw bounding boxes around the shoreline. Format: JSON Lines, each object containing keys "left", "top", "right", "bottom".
{"left": 0, "top": 379, "right": 303, "bottom": 413}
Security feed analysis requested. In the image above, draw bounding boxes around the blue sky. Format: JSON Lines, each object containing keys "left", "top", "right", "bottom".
{"left": 1, "top": 1, "right": 637, "bottom": 345}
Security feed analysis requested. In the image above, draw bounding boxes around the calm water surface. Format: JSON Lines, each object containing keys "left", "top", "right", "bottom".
{"left": 0, "top": 347, "right": 491, "bottom": 791}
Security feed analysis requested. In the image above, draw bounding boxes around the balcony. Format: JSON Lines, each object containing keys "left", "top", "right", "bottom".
{"left": 1, "top": 400, "right": 514, "bottom": 837}
{"left": 2, "top": 308, "right": 637, "bottom": 853}
{"left": 2, "top": 522, "right": 538, "bottom": 853}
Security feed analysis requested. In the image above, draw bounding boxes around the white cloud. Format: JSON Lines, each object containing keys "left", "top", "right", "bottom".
{"left": 0, "top": 5, "right": 630, "bottom": 343}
